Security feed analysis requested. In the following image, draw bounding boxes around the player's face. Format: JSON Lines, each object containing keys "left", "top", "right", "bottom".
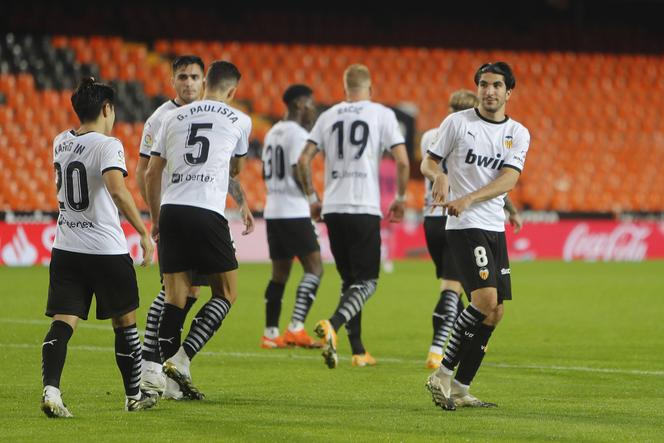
{"left": 172, "top": 64, "right": 204, "bottom": 104}
{"left": 477, "top": 72, "right": 511, "bottom": 113}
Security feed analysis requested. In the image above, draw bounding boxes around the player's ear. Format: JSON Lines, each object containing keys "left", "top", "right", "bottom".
{"left": 505, "top": 89, "right": 512, "bottom": 101}
{"left": 226, "top": 86, "right": 237, "bottom": 101}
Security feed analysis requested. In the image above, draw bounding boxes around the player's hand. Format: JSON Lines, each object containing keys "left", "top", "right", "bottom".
{"left": 139, "top": 233, "right": 154, "bottom": 267}
{"left": 240, "top": 205, "right": 254, "bottom": 235}
{"left": 150, "top": 222, "right": 160, "bottom": 243}
{"left": 310, "top": 201, "right": 322, "bottom": 222}
{"left": 443, "top": 195, "right": 472, "bottom": 217}
{"left": 509, "top": 212, "right": 523, "bottom": 234}
{"left": 387, "top": 200, "right": 405, "bottom": 223}
{"left": 430, "top": 175, "right": 448, "bottom": 206}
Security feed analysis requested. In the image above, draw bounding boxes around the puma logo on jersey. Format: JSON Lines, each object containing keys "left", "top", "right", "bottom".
{"left": 43, "top": 339, "right": 58, "bottom": 347}
{"left": 465, "top": 149, "right": 504, "bottom": 170}
{"left": 467, "top": 131, "right": 476, "bottom": 139}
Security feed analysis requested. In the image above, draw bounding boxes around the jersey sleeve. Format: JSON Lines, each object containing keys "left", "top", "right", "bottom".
{"left": 502, "top": 126, "right": 531, "bottom": 173}
{"left": 307, "top": 114, "right": 324, "bottom": 150}
{"left": 139, "top": 116, "right": 159, "bottom": 159}
{"left": 151, "top": 117, "right": 168, "bottom": 158}
{"left": 100, "top": 139, "right": 128, "bottom": 177}
{"left": 380, "top": 108, "right": 406, "bottom": 151}
{"left": 288, "top": 128, "right": 309, "bottom": 166}
{"left": 427, "top": 114, "right": 458, "bottom": 161}
{"left": 233, "top": 115, "right": 251, "bottom": 157}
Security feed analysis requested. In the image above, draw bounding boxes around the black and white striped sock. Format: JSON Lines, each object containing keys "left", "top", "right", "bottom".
{"left": 182, "top": 297, "right": 232, "bottom": 360}
{"left": 290, "top": 273, "right": 321, "bottom": 324}
{"left": 430, "top": 290, "right": 459, "bottom": 354}
{"left": 142, "top": 289, "right": 165, "bottom": 364}
{"left": 442, "top": 304, "right": 486, "bottom": 371}
{"left": 114, "top": 324, "right": 142, "bottom": 398}
{"left": 329, "top": 279, "right": 377, "bottom": 331}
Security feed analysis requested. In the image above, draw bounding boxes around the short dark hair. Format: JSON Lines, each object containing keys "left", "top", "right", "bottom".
{"left": 172, "top": 55, "right": 204, "bottom": 73}
{"left": 71, "top": 77, "right": 115, "bottom": 123}
{"left": 474, "top": 62, "right": 516, "bottom": 90}
{"left": 282, "top": 84, "right": 313, "bottom": 106}
{"left": 206, "top": 60, "right": 241, "bottom": 92}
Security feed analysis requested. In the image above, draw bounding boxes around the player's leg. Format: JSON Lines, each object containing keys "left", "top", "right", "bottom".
{"left": 41, "top": 314, "right": 77, "bottom": 418}
{"left": 452, "top": 232, "right": 510, "bottom": 407}
{"left": 451, "top": 303, "right": 502, "bottom": 408}
{"left": 41, "top": 248, "right": 88, "bottom": 418}
{"left": 285, "top": 247, "right": 323, "bottom": 348}
{"left": 314, "top": 213, "right": 351, "bottom": 368}
{"left": 112, "top": 310, "right": 157, "bottom": 411}
{"left": 92, "top": 252, "right": 156, "bottom": 411}
{"left": 427, "top": 279, "right": 463, "bottom": 369}
{"left": 166, "top": 270, "right": 237, "bottom": 400}
{"left": 325, "top": 215, "right": 381, "bottom": 367}
{"left": 262, "top": 259, "right": 292, "bottom": 348}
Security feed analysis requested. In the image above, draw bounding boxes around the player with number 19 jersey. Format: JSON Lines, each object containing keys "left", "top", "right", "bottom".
{"left": 52, "top": 130, "right": 129, "bottom": 254}
{"left": 307, "top": 100, "right": 405, "bottom": 217}
{"left": 151, "top": 99, "right": 252, "bottom": 216}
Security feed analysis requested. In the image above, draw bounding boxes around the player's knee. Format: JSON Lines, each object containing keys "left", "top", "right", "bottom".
{"left": 441, "top": 279, "right": 463, "bottom": 294}
{"left": 111, "top": 310, "right": 136, "bottom": 328}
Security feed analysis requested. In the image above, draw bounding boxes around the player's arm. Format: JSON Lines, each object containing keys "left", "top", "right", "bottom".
{"left": 135, "top": 156, "right": 149, "bottom": 204}
{"left": 103, "top": 170, "right": 153, "bottom": 266}
{"left": 444, "top": 168, "right": 520, "bottom": 217}
{"left": 421, "top": 152, "right": 448, "bottom": 205}
{"left": 504, "top": 195, "right": 523, "bottom": 233}
{"left": 387, "top": 144, "right": 410, "bottom": 222}
{"left": 145, "top": 155, "right": 166, "bottom": 241}
{"left": 229, "top": 156, "right": 254, "bottom": 235}
{"left": 297, "top": 141, "right": 322, "bottom": 221}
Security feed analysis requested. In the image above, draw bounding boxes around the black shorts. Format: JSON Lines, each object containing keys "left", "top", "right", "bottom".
{"left": 157, "top": 241, "right": 209, "bottom": 287}
{"left": 46, "top": 248, "right": 139, "bottom": 320}
{"left": 324, "top": 213, "right": 381, "bottom": 283}
{"left": 159, "top": 204, "right": 238, "bottom": 275}
{"left": 266, "top": 218, "right": 320, "bottom": 260}
{"left": 423, "top": 216, "right": 462, "bottom": 281}
{"left": 446, "top": 228, "right": 512, "bottom": 303}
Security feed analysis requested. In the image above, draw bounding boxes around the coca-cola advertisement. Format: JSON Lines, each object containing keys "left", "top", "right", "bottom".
{"left": 1, "top": 219, "right": 664, "bottom": 266}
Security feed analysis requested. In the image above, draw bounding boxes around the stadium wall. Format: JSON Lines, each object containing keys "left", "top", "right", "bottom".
{"left": 2, "top": 219, "right": 663, "bottom": 266}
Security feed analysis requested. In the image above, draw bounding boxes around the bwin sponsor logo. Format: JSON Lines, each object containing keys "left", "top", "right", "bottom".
{"left": 465, "top": 149, "right": 504, "bottom": 170}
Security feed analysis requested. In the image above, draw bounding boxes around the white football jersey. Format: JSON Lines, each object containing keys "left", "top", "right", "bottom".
{"left": 262, "top": 120, "right": 310, "bottom": 219}
{"left": 427, "top": 108, "right": 530, "bottom": 232}
{"left": 421, "top": 128, "right": 446, "bottom": 218}
{"left": 52, "top": 130, "right": 129, "bottom": 254}
{"left": 307, "top": 100, "right": 405, "bottom": 217}
{"left": 139, "top": 100, "right": 180, "bottom": 196}
{"left": 151, "top": 99, "right": 252, "bottom": 217}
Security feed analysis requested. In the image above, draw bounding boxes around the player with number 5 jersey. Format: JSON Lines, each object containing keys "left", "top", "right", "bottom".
{"left": 146, "top": 61, "right": 252, "bottom": 400}
{"left": 298, "top": 64, "right": 410, "bottom": 369}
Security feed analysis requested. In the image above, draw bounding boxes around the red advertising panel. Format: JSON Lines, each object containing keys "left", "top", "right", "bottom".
{"left": 1, "top": 219, "right": 663, "bottom": 266}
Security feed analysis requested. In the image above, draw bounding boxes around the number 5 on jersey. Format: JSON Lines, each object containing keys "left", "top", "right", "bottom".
{"left": 185, "top": 123, "right": 213, "bottom": 165}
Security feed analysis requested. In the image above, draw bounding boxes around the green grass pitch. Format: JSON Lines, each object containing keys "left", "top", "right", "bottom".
{"left": 1, "top": 261, "right": 663, "bottom": 442}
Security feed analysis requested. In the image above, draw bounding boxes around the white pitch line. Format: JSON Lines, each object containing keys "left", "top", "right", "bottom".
{"left": 2, "top": 342, "right": 663, "bottom": 377}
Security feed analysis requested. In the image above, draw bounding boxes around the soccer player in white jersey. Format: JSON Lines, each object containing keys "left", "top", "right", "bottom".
{"left": 422, "top": 62, "right": 530, "bottom": 410}
{"left": 298, "top": 64, "right": 410, "bottom": 369}
{"left": 41, "top": 78, "right": 156, "bottom": 417}
{"left": 146, "top": 61, "right": 253, "bottom": 400}
{"left": 421, "top": 90, "right": 523, "bottom": 370}
{"left": 135, "top": 55, "right": 206, "bottom": 397}
{"left": 260, "top": 84, "right": 324, "bottom": 349}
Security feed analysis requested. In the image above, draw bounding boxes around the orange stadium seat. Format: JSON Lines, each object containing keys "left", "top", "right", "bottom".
{"left": 1, "top": 37, "right": 663, "bottom": 212}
